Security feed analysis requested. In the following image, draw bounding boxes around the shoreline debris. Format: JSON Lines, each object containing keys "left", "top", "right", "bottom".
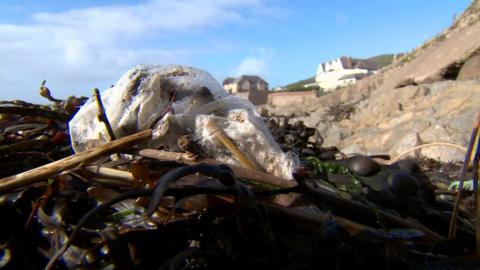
{"left": 0, "top": 74, "right": 479, "bottom": 269}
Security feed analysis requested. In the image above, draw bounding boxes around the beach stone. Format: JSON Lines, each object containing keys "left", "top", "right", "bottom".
{"left": 389, "top": 132, "right": 422, "bottom": 159}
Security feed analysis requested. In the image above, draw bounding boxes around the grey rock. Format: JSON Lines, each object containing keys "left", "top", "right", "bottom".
{"left": 457, "top": 54, "right": 480, "bottom": 80}
{"left": 389, "top": 132, "right": 422, "bottom": 159}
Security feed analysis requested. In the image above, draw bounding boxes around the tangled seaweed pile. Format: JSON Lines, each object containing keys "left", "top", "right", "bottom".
{"left": 0, "top": 89, "right": 479, "bottom": 269}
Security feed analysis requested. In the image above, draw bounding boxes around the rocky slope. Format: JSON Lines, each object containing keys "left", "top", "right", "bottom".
{"left": 268, "top": 0, "right": 480, "bottom": 162}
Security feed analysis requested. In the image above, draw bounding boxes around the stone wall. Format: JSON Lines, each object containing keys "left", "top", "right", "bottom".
{"left": 234, "top": 90, "right": 269, "bottom": 105}
{"left": 268, "top": 91, "right": 318, "bottom": 107}
{"left": 249, "top": 90, "right": 269, "bottom": 105}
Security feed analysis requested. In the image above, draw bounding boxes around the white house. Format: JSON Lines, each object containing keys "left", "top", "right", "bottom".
{"left": 310, "top": 56, "right": 377, "bottom": 91}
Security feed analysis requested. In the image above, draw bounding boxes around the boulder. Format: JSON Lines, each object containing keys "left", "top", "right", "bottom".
{"left": 389, "top": 132, "right": 422, "bottom": 159}
{"left": 457, "top": 54, "right": 480, "bottom": 80}
{"left": 310, "top": 80, "right": 478, "bottom": 163}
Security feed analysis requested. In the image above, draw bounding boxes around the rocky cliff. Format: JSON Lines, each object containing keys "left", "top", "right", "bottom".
{"left": 270, "top": 0, "right": 480, "bottom": 162}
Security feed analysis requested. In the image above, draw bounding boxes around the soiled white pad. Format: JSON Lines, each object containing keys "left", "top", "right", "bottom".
{"left": 69, "top": 65, "right": 296, "bottom": 179}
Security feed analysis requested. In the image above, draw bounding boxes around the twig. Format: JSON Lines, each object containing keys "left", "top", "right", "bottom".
{"left": 88, "top": 177, "right": 132, "bottom": 187}
{"left": 83, "top": 165, "right": 134, "bottom": 182}
{"left": 93, "top": 88, "right": 116, "bottom": 141}
{"left": 208, "top": 160, "right": 295, "bottom": 188}
{"left": 139, "top": 149, "right": 197, "bottom": 164}
{"left": 0, "top": 138, "right": 50, "bottom": 154}
{"left": 138, "top": 149, "right": 295, "bottom": 188}
{"left": 449, "top": 112, "right": 480, "bottom": 238}
{"left": 39, "top": 80, "right": 61, "bottom": 103}
{"left": 473, "top": 135, "right": 480, "bottom": 203}
{"left": 0, "top": 100, "right": 35, "bottom": 106}
{"left": 389, "top": 142, "right": 467, "bottom": 164}
{"left": 471, "top": 133, "right": 480, "bottom": 254}
{"left": 0, "top": 129, "right": 152, "bottom": 194}
{"left": 0, "top": 106, "right": 69, "bottom": 122}
{"left": 206, "top": 119, "right": 261, "bottom": 171}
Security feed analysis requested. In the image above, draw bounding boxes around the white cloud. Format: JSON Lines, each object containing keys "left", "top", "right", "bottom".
{"left": 234, "top": 57, "right": 267, "bottom": 76}
{"left": 0, "top": 0, "right": 274, "bottom": 102}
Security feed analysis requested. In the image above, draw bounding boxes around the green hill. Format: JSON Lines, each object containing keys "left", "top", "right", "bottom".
{"left": 283, "top": 76, "right": 316, "bottom": 92}
{"left": 356, "top": 53, "right": 404, "bottom": 70}
{"left": 284, "top": 53, "right": 402, "bottom": 91}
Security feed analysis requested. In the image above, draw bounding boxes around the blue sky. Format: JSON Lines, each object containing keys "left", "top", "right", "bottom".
{"left": 0, "top": 0, "right": 472, "bottom": 103}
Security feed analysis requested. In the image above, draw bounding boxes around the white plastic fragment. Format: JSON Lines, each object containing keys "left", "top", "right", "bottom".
{"left": 69, "top": 65, "right": 297, "bottom": 179}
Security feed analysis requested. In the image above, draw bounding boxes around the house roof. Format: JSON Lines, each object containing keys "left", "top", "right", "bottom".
{"left": 339, "top": 56, "right": 353, "bottom": 68}
{"left": 319, "top": 56, "right": 378, "bottom": 72}
{"left": 223, "top": 75, "right": 268, "bottom": 85}
{"left": 351, "top": 59, "right": 378, "bottom": 70}
{"left": 223, "top": 77, "right": 236, "bottom": 85}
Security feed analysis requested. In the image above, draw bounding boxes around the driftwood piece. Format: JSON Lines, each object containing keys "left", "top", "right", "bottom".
{"left": 84, "top": 166, "right": 134, "bottom": 182}
{"left": 139, "top": 149, "right": 197, "bottom": 164}
{"left": 93, "top": 88, "right": 117, "bottom": 141}
{"left": 139, "top": 149, "right": 295, "bottom": 188}
{"left": 39, "top": 81, "right": 62, "bottom": 103}
{"left": 88, "top": 177, "right": 133, "bottom": 187}
{"left": 216, "top": 161, "right": 296, "bottom": 188}
{"left": 389, "top": 142, "right": 467, "bottom": 164}
{"left": 0, "top": 138, "right": 50, "bottom": 154}
{"left": 206, "top": 120, "right": 261, "bottom": 171}
{"left": 0, "top": 129, "right": 152, "bottom": 194}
